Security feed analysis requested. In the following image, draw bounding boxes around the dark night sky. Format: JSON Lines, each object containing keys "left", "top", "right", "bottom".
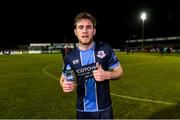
{"left": 1, "top": 0, "right": 180, "bottom": 48}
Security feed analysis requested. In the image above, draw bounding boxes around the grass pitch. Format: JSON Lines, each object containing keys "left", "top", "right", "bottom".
{"left": 0, "top": 53, "right": 180, "bottom": 118}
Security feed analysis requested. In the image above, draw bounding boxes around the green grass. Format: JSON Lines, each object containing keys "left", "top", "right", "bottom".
{"left": 112, "top": 52, "right": 180, "bottom": 118}
{"left": 0, "top": 53, "right": 180, "bottom": 118}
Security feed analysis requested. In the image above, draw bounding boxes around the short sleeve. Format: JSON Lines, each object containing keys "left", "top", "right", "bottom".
{"left": 106, "top": 44, "right": 120, "bottom": 70}
{"left": 62, "top": 55, "right": 70, "bottom": 76}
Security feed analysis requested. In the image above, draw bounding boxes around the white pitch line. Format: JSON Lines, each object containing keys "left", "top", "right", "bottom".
{"left": 111, "top": 93, "right": 177, "bottom": 105}
{"left": 42, "top": 64, "right": 59, "bottom": 80}
{"left": 43, "top": 64, "right": 177, "bottom": 106}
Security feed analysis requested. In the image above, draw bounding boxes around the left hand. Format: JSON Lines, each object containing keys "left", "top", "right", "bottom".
{"left": 93, "top": 62, "right": 109, "bottom": 81}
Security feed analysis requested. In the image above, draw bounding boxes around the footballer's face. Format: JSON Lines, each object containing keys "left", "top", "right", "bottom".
{"left": 74, "top": 19, "right": 96, "bottom": 45}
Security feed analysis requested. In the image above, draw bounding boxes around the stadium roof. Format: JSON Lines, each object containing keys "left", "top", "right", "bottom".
{"left": 126, "top": 36, "right": 180, "bottom": 43}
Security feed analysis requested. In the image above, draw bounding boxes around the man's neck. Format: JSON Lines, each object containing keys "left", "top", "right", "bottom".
{"left": 78, "top": 41, "right": 94, "bottom": 51}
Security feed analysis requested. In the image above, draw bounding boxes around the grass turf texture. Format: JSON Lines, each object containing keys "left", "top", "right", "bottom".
{"left": 0, "top": 53, "right": 180, "bottom": 118}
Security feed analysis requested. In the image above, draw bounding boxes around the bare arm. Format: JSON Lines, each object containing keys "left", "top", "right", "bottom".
{"left": 106, "top": 64, "right": 123, "bottom": 80}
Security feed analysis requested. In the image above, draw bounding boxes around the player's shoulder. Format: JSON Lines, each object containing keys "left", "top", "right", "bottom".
{"left": 66, "top": 47, "right": 78, "bottom": 56}
{"left": 95, "top": 41, "right": 112, "bottom": 50}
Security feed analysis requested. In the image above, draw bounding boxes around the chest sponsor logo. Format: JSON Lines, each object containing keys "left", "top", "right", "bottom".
{"left": 75, "top": 63, "right": 96, "bottom": 79}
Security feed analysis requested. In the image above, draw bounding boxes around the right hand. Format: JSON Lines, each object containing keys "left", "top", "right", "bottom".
{"left": 62, "top": 80, "right": 76, "bottom": 92}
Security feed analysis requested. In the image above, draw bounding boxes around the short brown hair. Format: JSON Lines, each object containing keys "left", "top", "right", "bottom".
{"left": 74, "top": 12, "right": 96, "bottom": 28}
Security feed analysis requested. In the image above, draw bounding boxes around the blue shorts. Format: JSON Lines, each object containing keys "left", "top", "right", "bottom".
{"left": 76, "top": 107, "right": 113, "bottom": 119}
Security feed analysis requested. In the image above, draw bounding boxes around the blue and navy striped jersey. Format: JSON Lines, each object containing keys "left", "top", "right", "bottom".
{"left": 62, "top": 41, "right": 120, "bottom": 112}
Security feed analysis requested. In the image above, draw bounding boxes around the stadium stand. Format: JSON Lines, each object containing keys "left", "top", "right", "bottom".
{"left": 126, "top": 36, "right": 180, "bottom": 52}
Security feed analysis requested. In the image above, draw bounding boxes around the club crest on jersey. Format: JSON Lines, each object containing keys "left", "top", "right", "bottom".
{"left": 73, "top": 59, "right": 79, "bottom": 64}
{"left": 97, "top": 51, "right": 106, "bottom": 58}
